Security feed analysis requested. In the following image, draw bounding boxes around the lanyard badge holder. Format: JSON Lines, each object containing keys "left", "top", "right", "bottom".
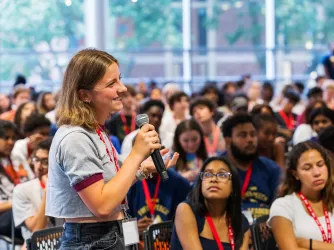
{"left": 121, "top": 209, "right": 140, "bottom": 247}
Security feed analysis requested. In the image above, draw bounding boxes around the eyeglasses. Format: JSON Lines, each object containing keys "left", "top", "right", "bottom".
{"left": 200, "top": 171, "right": 232, "bottom": 183}
{"left": 31, "top": 157, "right": 48, "bottom": 168}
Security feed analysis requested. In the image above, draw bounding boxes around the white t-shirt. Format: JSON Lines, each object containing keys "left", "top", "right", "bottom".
{"left": 11, "top": 138, "right": 35, "bottom": 180}
{"left": 12, "top": 179, "right": 51, "bottom": 240}
{"left": 268, "top": 193, "right": 334, "bottom": 241}
{"left": 293, "top": 124, "right": 317, "bottom": 145}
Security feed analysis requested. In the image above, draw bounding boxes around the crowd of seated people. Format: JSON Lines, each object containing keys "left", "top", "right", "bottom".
{"left": 0, "top": 73, "right": 334, "bottom": 250}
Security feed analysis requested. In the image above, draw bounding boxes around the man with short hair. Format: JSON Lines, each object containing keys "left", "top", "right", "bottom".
{"left": 221, "top": 114, "right": 281, "bottom": 221}
{"left": 190, "top": 97, "right": 225, "bottom": 156}
{"left": 12, "top": 138, "right": 54, "bottom": 242}
{"left": 11, "top": 114, "right": 51, "bottom": 180}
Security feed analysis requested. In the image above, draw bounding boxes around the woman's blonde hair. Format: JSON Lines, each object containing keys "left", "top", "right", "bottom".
{"left": 57, "top": 48, "right": 118, "bottom": 130}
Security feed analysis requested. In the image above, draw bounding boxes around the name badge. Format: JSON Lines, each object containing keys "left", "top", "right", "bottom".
{"left": 122, "top": 218, "right": 139, "bottom": 246}
{"left": 242, "top": 210, "right": 254, "bottom": 225}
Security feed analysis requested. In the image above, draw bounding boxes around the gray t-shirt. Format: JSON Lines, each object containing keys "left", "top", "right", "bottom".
{"left": 12, "top": 178, "right": 53, "bottom": 240}
{"left": 46, "top": 126, "right": 128, "bottom": 218}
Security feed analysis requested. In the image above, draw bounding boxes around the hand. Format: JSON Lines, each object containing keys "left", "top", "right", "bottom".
{"left": 275, "top": 136, "right": 286, "bottom": 145}
{"left": 131, "top": 124, "right": 161, "bottom": 163}
{"left": 140, "top": 148, "right": 179, "bottom": 175}
{"left": 137, "top": 216, "right": 153, "bottom": 235}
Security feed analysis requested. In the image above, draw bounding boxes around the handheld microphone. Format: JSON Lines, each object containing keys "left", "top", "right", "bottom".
{"left": 135, "top": 114, "right": 169, "bottom": 181}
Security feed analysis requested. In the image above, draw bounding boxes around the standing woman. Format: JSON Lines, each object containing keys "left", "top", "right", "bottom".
{"left": 173, "top": 119, "right": 208, "bottom": 183}
{"left": 46, "top": 49, "right": 177, "bottom": 250}
{"left": 171, "top": 157, "right": 250, "bottom": 250}
{"left": 268, "top": 141, "right": 334, "bottom": 249}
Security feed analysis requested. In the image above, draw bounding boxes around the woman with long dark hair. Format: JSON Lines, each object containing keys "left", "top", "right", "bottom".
{"left": 268, "top": 141, "right": 334, "bottom": 249}
{"left": 171, "top": 156, "right": 250, "bottom": 250}
{"left": 173, "top": 119, "right": 208, "bottom": 182}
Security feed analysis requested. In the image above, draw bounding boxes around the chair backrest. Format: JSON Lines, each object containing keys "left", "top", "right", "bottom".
{"left": 30, "top": 226, "right": 63, "bottom": 250}
{"left": 143, "top": 221, "right": 173, "bottom": 250}
{"left": 251, "top": 215, "right": 278, "bottom": 250}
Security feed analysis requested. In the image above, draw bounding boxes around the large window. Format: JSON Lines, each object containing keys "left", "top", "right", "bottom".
{"left": 1, "top": 0, "right": 334, "bottom": 93}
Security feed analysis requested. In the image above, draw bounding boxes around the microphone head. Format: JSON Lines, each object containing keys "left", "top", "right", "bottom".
{"left": 135, "top": 114, "right": 149, "bottom": 128}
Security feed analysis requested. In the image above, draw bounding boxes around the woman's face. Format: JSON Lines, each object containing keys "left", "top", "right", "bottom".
{"left": 295, "top": 149, "right": 328, "bottom": 193}
{"left": 44, "top": 93, "right": 56, "bottom": 111}
{"left": 192, "top": 105, "right": 213, "bottom": 123}
{"left": 21, "top": 103, "right": 36, "bottom": 121}
{"left": 311, "top": 114, "right": 333, "bottom": 134}
{"left": 201, "top": 160, "right": 233, "bottom": 200}
{"left": 88, "top": 64, "right": 127, "bottom": 119}
{"left": 257, "top": 122, "right": 277, "bottom": 149}
{"left": 179, "top": 130, "right": 201, "bottom": 154}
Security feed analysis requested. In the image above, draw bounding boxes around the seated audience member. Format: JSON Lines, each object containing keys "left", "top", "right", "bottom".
{"left": 0, "top": 87, "right": 31, "bottom": 122}
{"left": 253, "top": 114, "right": 285, "bottom": 169}
{"left": 13, "top": 101, "right": 37, "bottom": 137}
{"left": 275, "top": 89, "right": 300, "bottom": 131}
{"left": 318, "top": 125, "right": 334, "bottom": 154}
{"left": 222, "top": 114, "right": 281, "bottom": 220}
{"left": 190, "top": 97, "right": 225, "bottom": 156}
{"left": 36, "top": 92, "right": 56, "bottom": 115}
{"left": 297, "top": 87, "right": 324, "bottom": 125}
{"left": 293, "top": 101, "right": 327, "bottom": 145}
{"left": 0, "top": 93, "right": 11, "bottom": 115}
{"left": 200, "top": 84, "right": 224, "bottom": 122}
{"left": 11, "top": 114, "right": 51, "bottom": 180}
{"left": 323, "top": 79, "right": 334, "bottom": 110}
{"left": 13, "top": 138, "right": 54, "bottom": 242}
{"left": 292, "top": 81, "right": 306, "bottom": 116}
{"left": 251, "top": 104, "right": 275, "bottom": 117}
{"left": 268, "top": 141, "right": 334, "bottom": 249}
{"left": 105, "top": 85, "right": 137, "bottom": 145}
{"left": 247, "top": 81, "right": 263, "bottom": 111}
{"left": 173, "top": 119, "right": 208, "bottom": 183}
{"left": 160, "top": 91, "right": 190, "bottom": 150}
{"left": 0, "top": 120, "right": 22, "bottom": 238}
{"left": 127, "top": 166, "right": 190, "bottom": 238}
{"left": 220, "top": 81, "right": 237, "bottom": 115}
{"left": 171, "top": 156, "right": 250, "bottom": 250}
{"left": 308, "top": 107, "right": 334, "bottom": 139}
{"left": 150, "top": 88, "right": 163, "bottom": 101}
{"left": 261, "top": 81, "right": 274, "bottom": 104}
{"left": 121, "top": 100, "right": 165, "bottom": 158}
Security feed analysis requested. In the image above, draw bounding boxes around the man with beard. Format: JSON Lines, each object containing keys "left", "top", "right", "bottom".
{"left": 221, "top": 114, "right": 281, "bottom": 221}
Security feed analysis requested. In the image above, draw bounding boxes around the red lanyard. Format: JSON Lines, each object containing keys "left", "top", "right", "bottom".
{"left": 298, "top": 192, "right": 332, "bottom": 243}
{"left": 241, "top": 163, "right": 253, "bottom": 198}
{"left": 279, "top": 110, "right": 294, "bottom": 130}
{"left": 96, "top": 127, "right": 120, "bottom": 171}
{"left": 142, "top": 176, "right": 161, "bottom": 218}
{"left": 120, "top": 112, "right": 136, "bottom": 135}
{"left": 204, "top": 126, "right": 220, "bottom": 156}
{"left": 40, "top": 180, "right": 45, "bottom": 189}
{"left": 96, "top": 127, "right": 126, "bottom": 204}
{"left": 206, "top": 215, "right": 235, "bottom": 250}
{"left": 1, "top": 157, "right": 20, "bottom": 185}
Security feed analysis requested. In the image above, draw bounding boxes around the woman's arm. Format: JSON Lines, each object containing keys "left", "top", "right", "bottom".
{"left": 240, "top": 229, "right": 250, "bottom": 250}
{"left": 174, "top": 203, "right": 203, "bottom": 250}
{"left": 296, "top": 238, "right": 334, "bottom": 250}
{"left": 78, "top": 124, "right": 161, "bottom": 218}
{"left": 271, "top": 216, "right": 308, "bottom": 250}
{"left": 0, "top": 200, "right": 12, "bottom": 213}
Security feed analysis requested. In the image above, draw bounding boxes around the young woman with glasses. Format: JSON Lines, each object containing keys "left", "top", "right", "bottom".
{"left": 171, "top": 156, "right": 250, "bottom": 250}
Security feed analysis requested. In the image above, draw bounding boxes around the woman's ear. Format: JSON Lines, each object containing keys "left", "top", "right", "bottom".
{"left": 291, "top": 169, "right": 299, "bottom": 180}
{"left": 78, "top": 89, "right": 91, "bottom": 104}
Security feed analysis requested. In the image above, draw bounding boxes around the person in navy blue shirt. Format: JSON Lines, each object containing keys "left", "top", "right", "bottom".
{"left": 221, "top": 114, "right": 281, "bottom": 220}
{"left": 322, "top": 42, "right": 334, "bottom": 80}
{"left": 127, "top": 169, "right": 191, "bottom": 236}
